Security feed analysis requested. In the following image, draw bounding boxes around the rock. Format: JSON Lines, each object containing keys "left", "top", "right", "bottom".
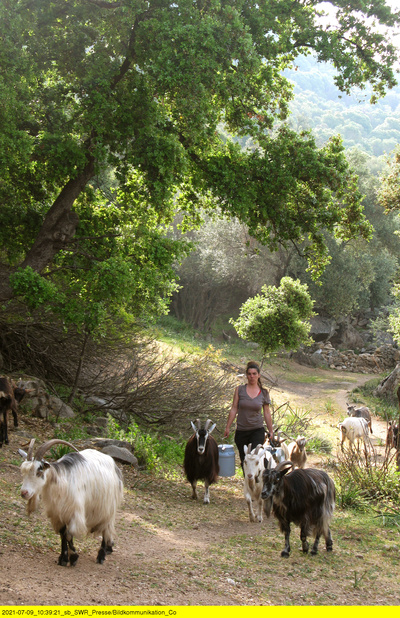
{"left": 101, "top": 446, "right": 138, "bottom": 468}
{"left": 329, "top": 321, "right": 365, "bottom": 350}
{"left": 49, "top": 396, "right": 75, "bottom": 418}
{"left": 310, "top": 316, "right": 337, "bottom": 342}
{"left": 95, "top": 417, "right": 109, "bottom": 428}
{"left": 90, "top": 438, "right": 135, "bottom": 453}
{"left": 310, "top": 350, "right": 328, "bottom": 367}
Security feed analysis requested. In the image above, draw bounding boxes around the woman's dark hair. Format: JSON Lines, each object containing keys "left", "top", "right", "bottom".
{"left": 246, "top": 361, "right": 265, "bottom": 391}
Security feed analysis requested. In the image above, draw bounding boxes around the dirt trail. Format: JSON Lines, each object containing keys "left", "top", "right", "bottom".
{"left": 1, "top": 363, "right": 399, "bottom": 607}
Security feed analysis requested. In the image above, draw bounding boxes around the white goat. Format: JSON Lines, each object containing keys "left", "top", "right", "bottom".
{"left": 339, "top": 417, "right": 369, "bottom": 450}
{"left": 287, "top": 436, "right": 308, "bottom": 468}
{"left": 243, "top": 444, "right": 275, "bottom": 523}
{"left": 19, "top": 439, "right": 124, "bottom": 566}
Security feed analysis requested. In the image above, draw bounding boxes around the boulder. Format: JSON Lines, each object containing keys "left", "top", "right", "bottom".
{"left": 101, "top": 446, "right": 138, "bottom": 468}
{"left": 310, "top": 316, "right": 337, "bottom": 342}
{"left": 329, "top": 321, "right": 365, "bottom": 349}
{"left": 49, "top": 396, "right": 75, "bottom": 419}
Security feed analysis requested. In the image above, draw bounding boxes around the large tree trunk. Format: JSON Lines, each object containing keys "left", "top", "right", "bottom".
{"left": 373, "top": 364, "right": 400, "bottom": 400}
{"left": 0, "top": 157, "right": 95, "bottom": 303}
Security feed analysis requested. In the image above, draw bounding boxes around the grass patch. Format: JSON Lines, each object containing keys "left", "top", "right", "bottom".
{"left": 351, "top": 377, "right": 399, "bottom": 421}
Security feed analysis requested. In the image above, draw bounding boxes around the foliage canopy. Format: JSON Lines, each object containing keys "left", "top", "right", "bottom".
{"left": 1, "top": 0, "right": 399, "bottom": 330}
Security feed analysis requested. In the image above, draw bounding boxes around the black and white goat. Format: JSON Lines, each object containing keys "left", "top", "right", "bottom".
{"left": 261, "top": 461, "right": 335, "bottom": 558}
{"left": 19, "top": 439, "right": 124, "bottom": 566}
{"left": 183, "top": 418, "right": 219, "bottom": 504}
{"left": 243, "top": 443, "right": 275, "bottom": 523}
{"left": 265, "top": 430, "right": 289, "bottom": 463}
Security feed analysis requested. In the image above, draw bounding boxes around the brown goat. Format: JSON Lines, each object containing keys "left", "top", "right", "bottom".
{"left": 287, "top": 436, "right": 307, "bottom": 468}
{"left": 261, "top": 461, "right": 335, "bottom": 558}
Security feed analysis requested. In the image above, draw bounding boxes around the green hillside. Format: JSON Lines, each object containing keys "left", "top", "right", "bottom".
{"left": 285, "top": 55, "right": 400, "bottom": 157}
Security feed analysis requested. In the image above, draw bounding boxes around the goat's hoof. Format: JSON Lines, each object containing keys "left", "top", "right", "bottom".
{"left": 69, "top": 553, "right": 79, "bottom": 566}
{"left": 280, "top": 550, "right": 290, "bottom": 558}
{"left": 310, "top": 549, "right": 318, "bottom": 556}
{"left": 96, "top": 548, "right": 106, "bottom": 564}
{"left": 58, "top": 556, "right": 68, "bottom": 566}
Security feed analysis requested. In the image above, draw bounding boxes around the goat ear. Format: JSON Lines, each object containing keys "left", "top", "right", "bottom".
{"left": 244, "top": 444, "right": 249, "bottom": 455}
{"left": 18, "top": 449, "right": 27, "bottom": 460}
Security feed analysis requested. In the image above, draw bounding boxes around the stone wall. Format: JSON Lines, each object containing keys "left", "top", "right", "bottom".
{"left": 293, "top": 343, "right": 400, "bottom": 374}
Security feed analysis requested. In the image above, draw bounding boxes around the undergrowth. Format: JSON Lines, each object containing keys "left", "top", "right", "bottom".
{"left": 333, "top": 444, "right": 400, "bottom": 520}
{"left": 107, "top": 415, "right": 186, "bottom": 476}
{"left": 351, "top": 378, "right": 399, "bottom": 422}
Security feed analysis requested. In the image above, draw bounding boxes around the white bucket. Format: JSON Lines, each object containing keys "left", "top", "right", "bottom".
{"left": 218, "top": 444, "right": 236, "bottom": 476}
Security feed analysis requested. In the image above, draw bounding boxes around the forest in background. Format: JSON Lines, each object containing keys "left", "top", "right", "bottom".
{"left": 170, "top": 54, "right": 400, "bottom": 337}
{"left": 2, "top": 0, "right": 400, "bottom": 403}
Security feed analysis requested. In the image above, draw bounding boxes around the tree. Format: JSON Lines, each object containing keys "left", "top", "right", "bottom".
{"left": 0, "top": 0, "right": 399, "bottom": 316}
{"left": 377, "top": 146, "right": 400, "bottom": 346}
{"left": 230, "top": 277, "right": 314, "bottom": 356}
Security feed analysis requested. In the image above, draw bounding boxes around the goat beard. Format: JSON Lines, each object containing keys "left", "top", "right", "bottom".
{"left": 263, "top": 496, "right": 273, "bottom": 518}
{"left": 27, "top": 494, "right": 40, "bottom": 515}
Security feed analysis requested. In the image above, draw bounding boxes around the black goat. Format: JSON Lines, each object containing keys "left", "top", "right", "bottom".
{"left": 261, "top": 461, "right": 335, "bottom": 558}
{"left": 183, "top": 418, "right": 219, "bottom": 504}
{"left": 0, "top": 377, "right": 29, "bottom": 447}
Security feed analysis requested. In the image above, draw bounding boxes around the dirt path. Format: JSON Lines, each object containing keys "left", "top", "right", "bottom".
{"left": 1, "top": 363, "right": 399, "bottom": 607}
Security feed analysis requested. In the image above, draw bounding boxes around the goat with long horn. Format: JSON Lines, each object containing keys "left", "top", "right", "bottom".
{"left": 19, "top": 439, "right": 123, "bottom": 566}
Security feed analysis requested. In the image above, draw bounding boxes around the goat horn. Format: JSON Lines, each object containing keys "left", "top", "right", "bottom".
{"left": 204, "top": 418, "right": 212, "bottom": 430}
{"left": 27, "top": 439, "right": 36, "bottom": 461}
{"left": 195, "top": 418, "right": 201, "bottom": 429}
{"left": 276, "top": 460, "right": 294, "bottom": 474}
{"left": 34, "top": 439, "right": 79, "bottom": 461}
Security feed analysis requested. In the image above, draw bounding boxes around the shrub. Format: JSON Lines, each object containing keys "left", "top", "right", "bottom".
{"left": 333, "top": 443, "right": 400, "bottom": 514}
{"left": 107, "top": 415, "right": 186, "bottom": 475}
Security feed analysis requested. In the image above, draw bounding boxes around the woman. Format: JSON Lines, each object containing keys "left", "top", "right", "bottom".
{"left": 223, "top": 360, "right": 274, "bottom": 468}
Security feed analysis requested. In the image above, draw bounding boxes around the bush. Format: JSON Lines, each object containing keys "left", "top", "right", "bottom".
{"left": 333, "top": 443, "right": 400, "bottom": 514}
{"left": 351, "top": 379, "right": 399, "bottom": 421}
{"left": 107, "top": 415, "right": 186, "bottom": 475}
